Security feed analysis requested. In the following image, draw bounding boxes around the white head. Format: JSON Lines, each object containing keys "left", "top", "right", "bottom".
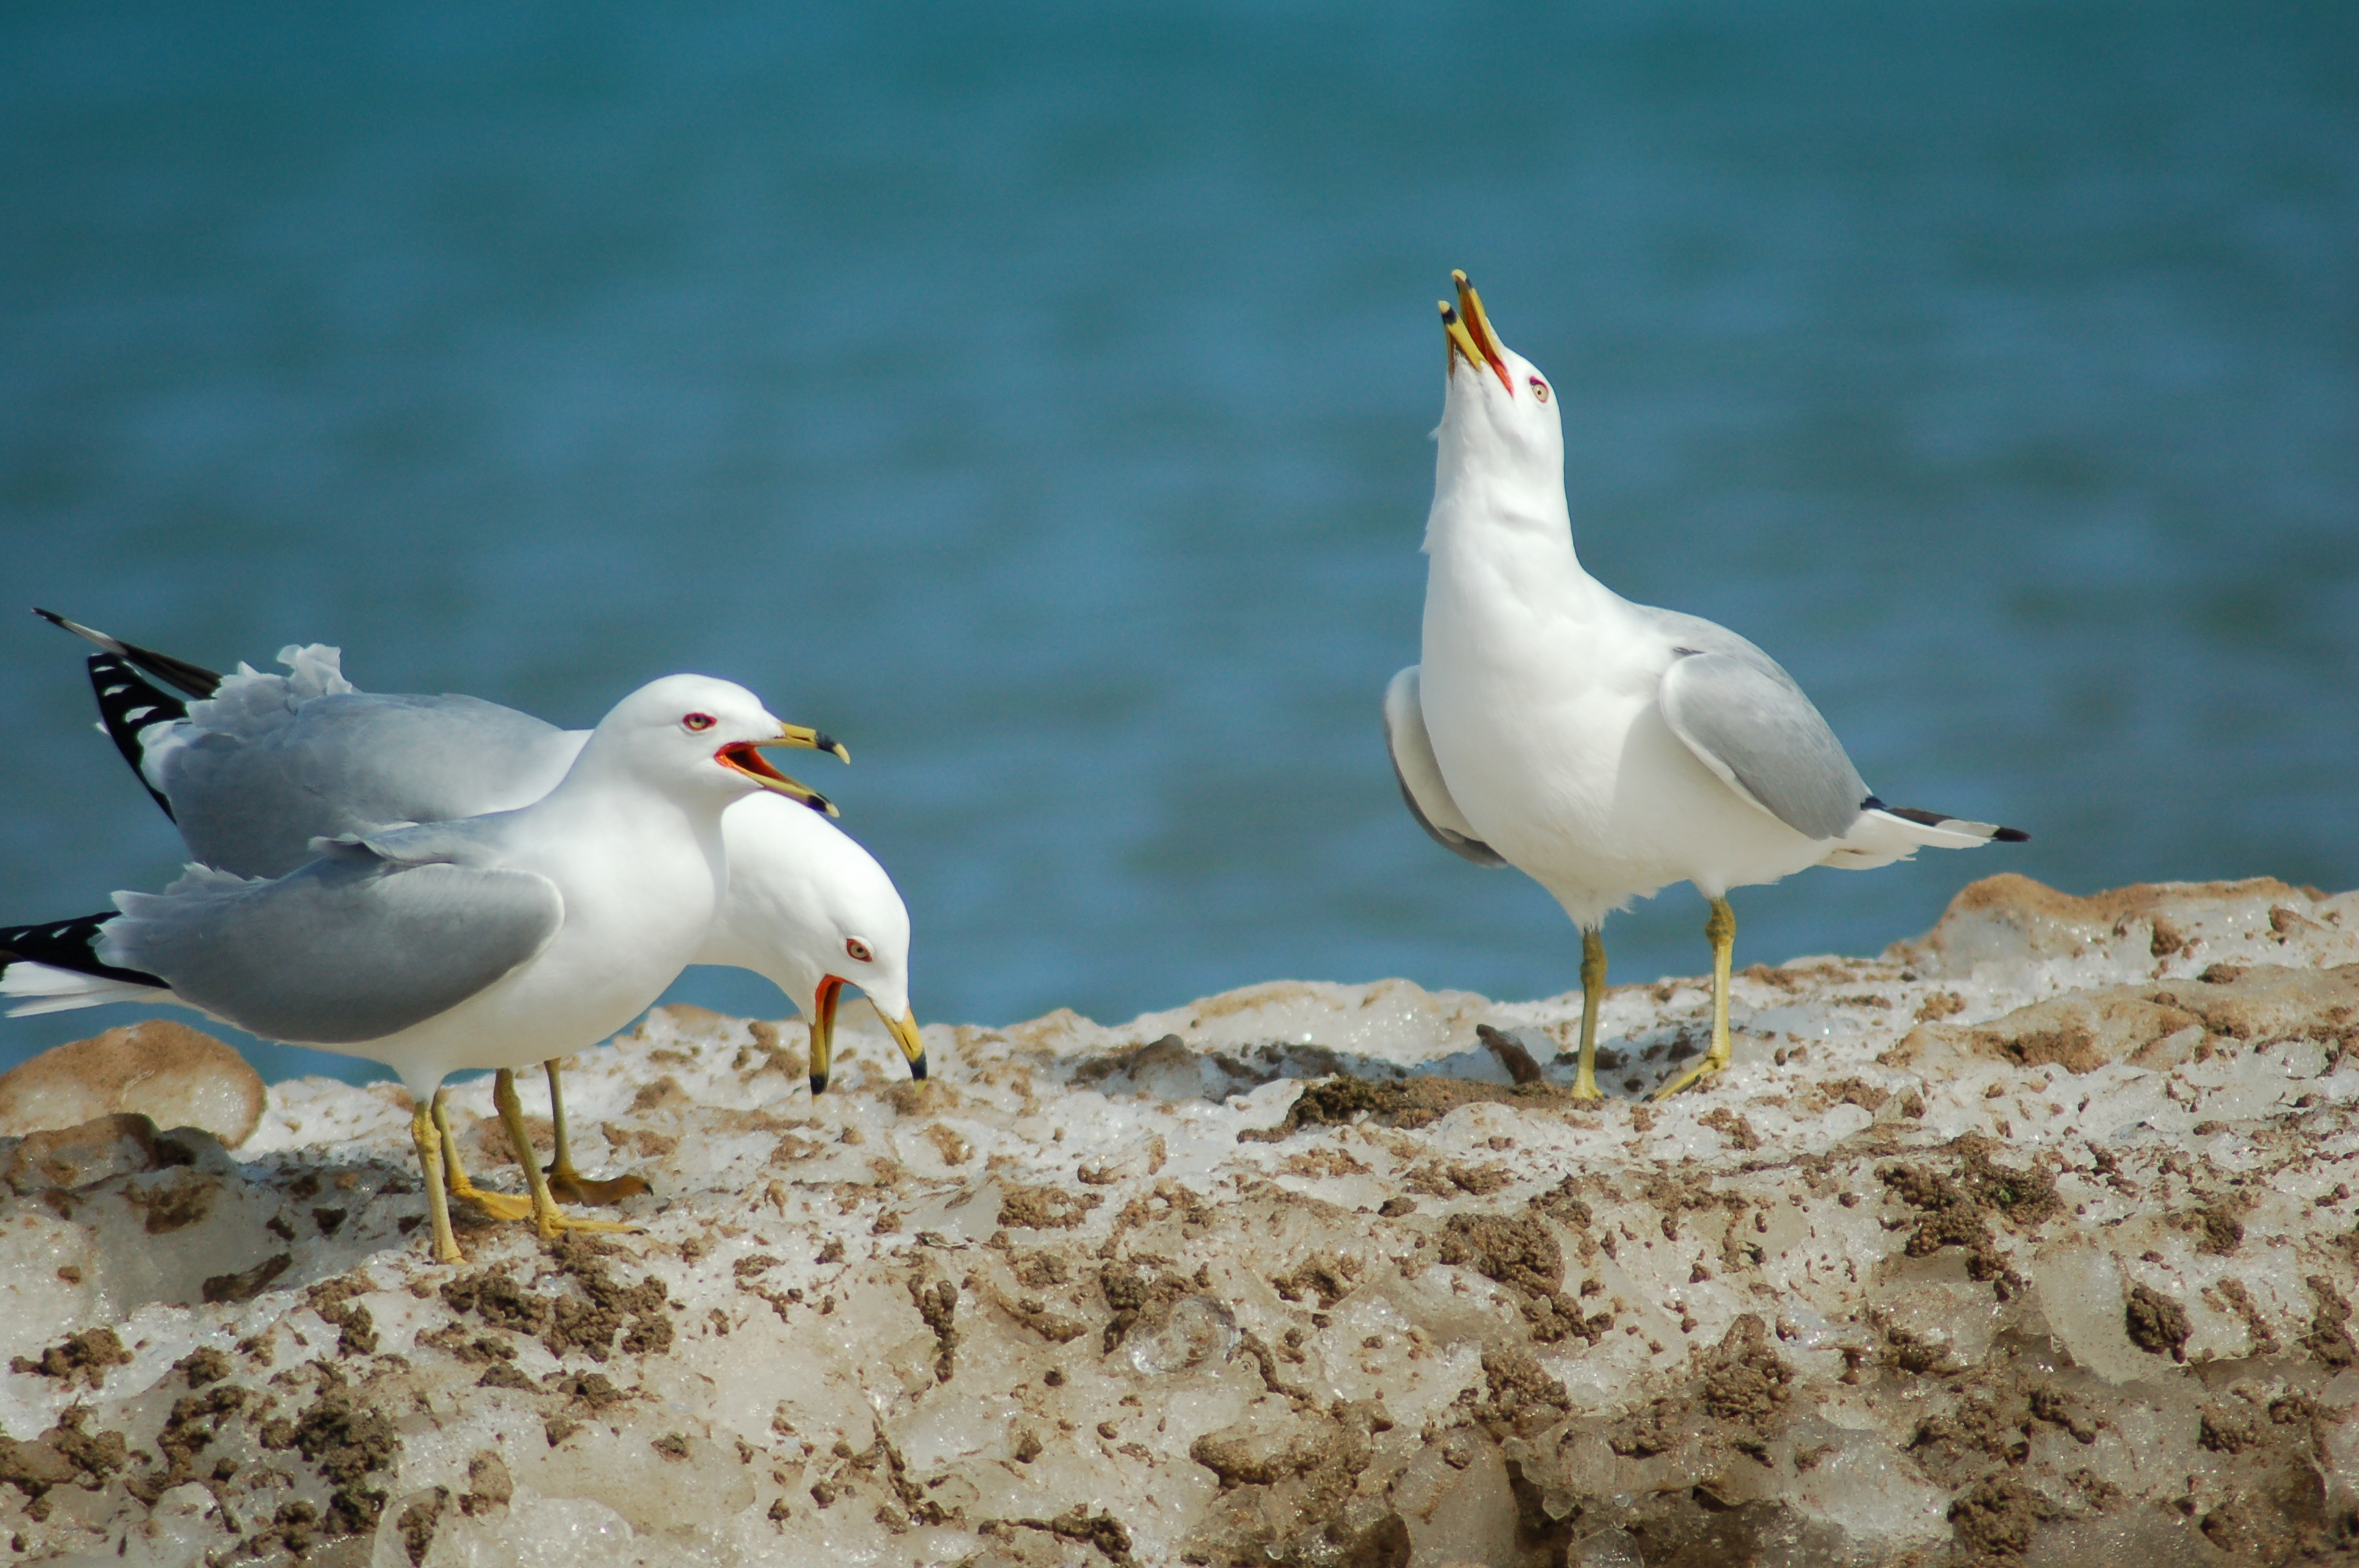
{"left": 711, "top": 794, "right": 924, "bottom": 1094}
{"left": 1430, "top": 270, "right": 1569, "bottom": 537}
{"left": 575, "top": 673, "right": 845, "bottom": 814}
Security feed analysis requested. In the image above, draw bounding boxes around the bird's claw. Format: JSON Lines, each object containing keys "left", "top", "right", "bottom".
{"left": 545, "top": 1166, "right": 652, "bottom": 1207}
{"left": 1649, "top": 1057, "right": 1727, "bottom": 1101}
{"left": 449, "top": 1183, "right": 538, "bottom": 1223}
{"left": 532, "top": 1210, "right": 641, "bottom": 1240}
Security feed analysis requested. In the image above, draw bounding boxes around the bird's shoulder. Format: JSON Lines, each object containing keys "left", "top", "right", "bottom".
{"left": 1621, "top": 603, "right": 1808, "bottom": 691}
{"left": 314, "top": 815, "right": 523, "bottom": 870}
{"left": 285, "top": 689, "right": 564, "bottom": 743}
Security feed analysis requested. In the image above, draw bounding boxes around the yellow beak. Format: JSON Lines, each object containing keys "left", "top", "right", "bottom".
{"left": 718, "top": 722, "right": 849, "bottom": 817}
{"left": 779, "top": 724, "right": 852, "bottom": 766}
{"left": 884, "top": 1009, "right": 928, "bottom": 1081}
{"left": 808, "top": 976, "right": 844, "bottom": 1094}
{"left": 805, "top": 985, "right": 928, "bottom": 1096}
{"left": 1441, "top": 269, "right": 1512, "bottom": 393}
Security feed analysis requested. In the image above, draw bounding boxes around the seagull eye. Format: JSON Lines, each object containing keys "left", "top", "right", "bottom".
{"left": 682, "top": 713, "right": 716, "bottom": 732}
{"left": 1528, "top": 377, "right": 1550, "bottom": 403}
{"left": 845, "top": 938, "right": 873, "bottom": 964}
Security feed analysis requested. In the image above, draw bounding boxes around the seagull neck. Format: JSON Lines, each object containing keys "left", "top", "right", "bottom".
{"left": 1422, "top": 477, "right": 1587, "bottom": 585}
{"left": 533, "top": 740, "right": 723, "bottom": 844}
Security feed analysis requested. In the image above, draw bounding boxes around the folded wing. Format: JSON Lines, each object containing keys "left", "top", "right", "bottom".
{"left": 147, "top": 662, "right": 582, "bottom": 878}
{"left": 1658, "top": 648, "right": 1867, "bottom": 844}
{"left": 1648, "top": 617, "right": 2027, "bottom": 866}
{"left": 1383, "top": 666, "right": 1507, "bottom": 868}
{"left": 102, "top": 839, "right": 562, "bottom": 1045}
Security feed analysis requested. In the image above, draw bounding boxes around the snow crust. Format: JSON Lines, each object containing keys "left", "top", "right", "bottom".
{"left": 3, "top": 873, "right": 2357, "bottom": 1566}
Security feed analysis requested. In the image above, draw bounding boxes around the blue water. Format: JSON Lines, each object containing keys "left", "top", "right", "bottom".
{"left": 3, "top": 3, "right": 2354, "bottom": 1084}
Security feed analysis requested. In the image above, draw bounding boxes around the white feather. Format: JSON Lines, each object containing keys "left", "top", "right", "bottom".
{"left": 0, "top": 960, "right": 172, "bottom": 1016}
{"left": 1817, "top": 808, "right": 2000, "bottom": 872}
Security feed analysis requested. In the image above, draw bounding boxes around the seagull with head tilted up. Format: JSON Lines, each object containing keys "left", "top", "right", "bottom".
{"left": 1386, "top": 271, "right": 2024, "bottom": 1101}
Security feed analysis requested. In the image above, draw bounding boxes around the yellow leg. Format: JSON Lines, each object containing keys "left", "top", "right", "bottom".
{"left": 434, "top": 1088, "right": 536, "bottom": 1221}
{"left": 1654, "top": 896, "right": 1737, "bottom": 1100}
{"left": 1569, "top": 927, "right": 1605, "bottom": 1102}
{"left": 541, "top": 1060, "right": 651, "bottom": 1207}
{"left": 494, "top": 1068, "right": 636, "bottom": 1240}
{"left": 409, "top": 1102, "right": 465, "bottom": 1265}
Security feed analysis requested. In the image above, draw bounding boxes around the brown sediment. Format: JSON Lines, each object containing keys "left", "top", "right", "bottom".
{"left": 8, "top": 877, "right": 2359, "bottom": 1566}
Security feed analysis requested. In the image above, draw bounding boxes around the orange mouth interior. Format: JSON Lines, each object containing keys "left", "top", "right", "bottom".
{"left": 718, "top": 742, "right": 791, "bottom": 785}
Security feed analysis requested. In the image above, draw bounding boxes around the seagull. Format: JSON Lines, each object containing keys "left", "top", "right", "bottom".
{"left": 31, "top": 612, "right": 924, "bottom": 1196}
{"left": 2, "top": 673, "right": 836, "bottom": 1262}
{"left": 1386, "top": 272, "right": 2024, "bottom": 1101}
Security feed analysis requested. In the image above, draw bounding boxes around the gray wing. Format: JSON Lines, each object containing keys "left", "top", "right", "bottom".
{"left": 1383, "top": 666, "right": 1508, "bottom": 868}
{"left": 156, "top": 691, "right": 587, "bottom": 879}
{"left": 1646, "top": 611, "right": 1867, "bottom": 843}
{"left": 100, "top": 844, "right": 562, "bottom": 1046}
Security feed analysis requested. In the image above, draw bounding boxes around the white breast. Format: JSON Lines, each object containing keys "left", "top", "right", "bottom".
{"left": 1419, "top": 535, "right": 1823, "bottom": 926}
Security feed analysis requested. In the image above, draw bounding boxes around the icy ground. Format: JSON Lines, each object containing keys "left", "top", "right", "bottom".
{"left": 3, "top": 874, "right": 2358, "bottom": 1567}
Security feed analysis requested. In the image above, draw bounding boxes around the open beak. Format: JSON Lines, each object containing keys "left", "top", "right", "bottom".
{"left": 1441, "top": 270, "right": 1513, "bottom": 393}
{"left": 805, "top": 982, "right": 927, "bottom": 1095}
{"left": 718, "top": 722, "right": 848, "bottom": 817}
{"left": 808, "top": 976, "right": 844, "bottom": 1094}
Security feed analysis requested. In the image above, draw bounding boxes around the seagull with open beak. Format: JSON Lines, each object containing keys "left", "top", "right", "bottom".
{"left": 27, "top": 615, "right": 929, "bottom": 1214}
{"left": 696, "top": 796, "right": 924, "bottom": 1097}
{"left": 1387, "top": 272, "right": 2025, "bottom": 1101}
{"left": 2, "top": 673, "right": 857, "bottom": 1264}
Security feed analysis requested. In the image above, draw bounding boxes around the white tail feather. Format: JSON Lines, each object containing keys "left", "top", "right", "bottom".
{"left": 0, "top": 960, "right": 172, "bottom": 1015}
{"left": 1819, "top": 808, "right": 2005, "bottom": 872}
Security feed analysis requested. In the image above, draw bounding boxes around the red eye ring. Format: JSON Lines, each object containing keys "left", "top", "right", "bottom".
{"left": 1528, "top": 377, "right": 1550, "bottom": 403}
{"left": 845, "top": 938, "right": 873, "bottom": 963}
{"left": 683, "top": 713, "right": 716, "bottom": 732}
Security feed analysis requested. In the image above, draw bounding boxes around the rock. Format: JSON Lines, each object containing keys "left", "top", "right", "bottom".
{"left": 0, "top": 1021, "right": 264, "bottom": 1148}
{"left": 1885, "top": 957, "right": 2359, "bottom": 1080}
{"left": 2, "top": 1112, "right": 187, "bottom": 1195}
{"left": 2, "top": 877, "right": 2357, "bottom": 1566}
{"left": 1882, "top": 986, "right": 2208, "bottom": 1075}
{"left": 1892, "top": 873, "right": 2359, "bottom": 981}
{"left": 2168, "top": 960, "right": 2359, "bottom": 1044}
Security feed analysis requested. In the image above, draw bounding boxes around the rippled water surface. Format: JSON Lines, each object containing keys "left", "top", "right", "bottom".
{"left": 4, "top": 3, "right": 2353, "bottom": 1081}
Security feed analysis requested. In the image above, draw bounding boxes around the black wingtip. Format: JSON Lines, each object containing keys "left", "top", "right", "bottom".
{"left": 85, "top": 654, "right": 190, "bottom": 822}
{"left": 0, "top": 913, "right": 165, "bottom": 987}
{"left": 35, "top": 606, "right": 133, "bottom": 661}
{"left": 38, "top": 609, "right": 224, "bottom": 699}
{"left": 1869, "top": 799, "right": 2029, "bottom": 844}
